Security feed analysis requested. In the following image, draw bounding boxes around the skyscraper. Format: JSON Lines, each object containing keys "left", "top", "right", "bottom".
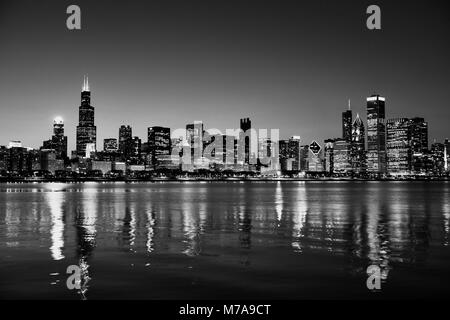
{"left": 279, "top": 136, "right": 301, "bottom": 172}
{"left": 288, "top": 136, "right": 301, "bottom": 171}
{"left": 351, "top": 113, "right": 366, "bottom": 174}
{"left": 43, "top": 117, "right": 68, "bottom": 160}
{"left": 430, "top": 142, "right": 445, "bottom": 175}
{"left": 366, "top": 94, "right": 386, "bottom": 174}
{"left": 444, "top": 138, "right": 449, "bottom": 172}
{"left": 342, "top": 100, "right": 352, "bottom": 142}
{"left": 409, "top": 117, "right": 428, "bottom": 153}
{"left": 186, "top": 121, "right": 204, "bottom": 164}
{"left": 240, "top": 118, "right": 252, "bottom": 164}
{"left": 324, "top": 138, "right": 336, "bottom": 174}
{"left": 308, "top": 141, "right": 324, "bottom": 172}
{"left": 279, "top": 139, "right": 289, "bottom": 171}
{"left": 0, "top": 146, "right": 9, "bottom": 172}
{"left": 131, "top": 136, "right": 142, "bottom": 164}
{"left": 333, "top": 138, "right": 352, "bottom": 174}
{"left": 119, "top": 125, "right": 133, "bottom": 161}
{"left": 444, "top": 139, "right": 449, "bottom": 172}
{"left": 386, "top": 118, "right": 412, "bottom": 175}
{"left": 147, "top": 126, "right": 171, "bottom": 168}
{"left": 76, "top": 76, "right": 97, "bottom": 157}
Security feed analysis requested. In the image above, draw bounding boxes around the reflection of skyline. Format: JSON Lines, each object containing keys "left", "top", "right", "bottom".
{"left": 1, "top": 182, "right": 450, "bottom": 288}
{"left": 74, "top": 187, "right": 98, "bottom": 300}
{"left": 47, "top": 190, "right": 65, "bottom": 261}
{"left": 291, "top": 183, "right": 308, "bottom": 253}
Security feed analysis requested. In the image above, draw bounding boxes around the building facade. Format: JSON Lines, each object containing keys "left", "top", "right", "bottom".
{"left": 76, "top": 77, "right": 97, "bottom": 157}
{"left": 119, "top": 125, "right": 133, "bottom": 161}
{"left": 333, "top": 138, "right": 352, "bottom": 174}
{"left": 366, "top": 94, "right": 386, "bottom": 174}
{"left": 342, "top": 107, "right": 352, "bottom": 142}
{"left": 351, "top": 114, "right": 366, "bottom": 174}
{"left": 43, "top": 117, "right": 68, "bottom": 160}
{"left": 386, "top": 118, "right": 412, "bottom": 175}
{"left": 148, "top": 126, "right": 171, "bottom": 168}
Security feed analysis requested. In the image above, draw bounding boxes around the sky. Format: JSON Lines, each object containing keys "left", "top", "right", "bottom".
{"left": 0, "top": 0, "right": 449, "bottom": 151}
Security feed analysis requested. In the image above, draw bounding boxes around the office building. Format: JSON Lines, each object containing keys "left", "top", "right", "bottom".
{"left": 119, "top": 125, "right": 133, "bottom": 161}
{"left": 386, "top": 118, "right": 412, "bottom": 175}
{"left": 43, "top": 117, "right": 68, "bottom": 160}
{"left": 351, "top": 113, "right": 366, "bottom": 174}
{"left": 76, "top": 76, "right": 97, "bottom": 157}
{"left": 148, "top": 126, "right": 171, "bottom": 168}
{"left": 333, "top": 138, "right": 352, "bottom": 174}
{"left": 367, "top": 94, "right": 386, "bottom": 174}
{"left": 342, "top": 101, "right": 352, "bottom": 142}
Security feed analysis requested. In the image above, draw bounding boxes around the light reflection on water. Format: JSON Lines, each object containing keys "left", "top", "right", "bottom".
{"left": 1, "top": 181, "right": 450, "bottom": 299}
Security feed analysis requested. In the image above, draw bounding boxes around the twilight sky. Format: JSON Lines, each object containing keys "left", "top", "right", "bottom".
{"left": 0, "top": 0, "right": 449, "bottom": 151}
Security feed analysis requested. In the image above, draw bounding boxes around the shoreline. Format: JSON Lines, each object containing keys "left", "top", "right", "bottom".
{"left": 0, "top": 177, "right": 449, "bottom": 183}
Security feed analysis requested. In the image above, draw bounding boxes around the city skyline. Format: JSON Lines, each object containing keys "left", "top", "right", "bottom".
{"left": 1, "top": 76, "right": 448, "bottom": 179}
{"left": 1, "top": 0, "right": 450, "bottom": 151}
{"left": 0, "top": 75, "right": 448, "bottom": 153}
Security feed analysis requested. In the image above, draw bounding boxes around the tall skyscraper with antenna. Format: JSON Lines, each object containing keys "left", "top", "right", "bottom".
{"left": 76, "top": 76, "right": 97, "bottom": 157}
{"left": 342, "top": 100, "right": 352, "bottom": 142}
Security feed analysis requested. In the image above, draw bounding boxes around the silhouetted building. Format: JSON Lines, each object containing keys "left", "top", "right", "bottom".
{"left": 445, "top": 139, "right": 449, "bottom": 172}
{"left": 431, "top": 142, "right": 445, "bottom": 175}
{"left": 43, "top": 117, "right": 68, "bottom": 160}
{"left": 367, "top": 94, "right": 386, "bottom": 174}
{"left": 351, "top": 113, "right": 366, "bottom": 174}
{"left": 119, "top": 125, "right": 133, "bottom": 161}
{"left": 410, "top": 119, "right": 431, "bottom": 174}
{"left": 40, "top": 149, "right": 65, "bottom": 174}
{"left": 8, "top": 145, "right": 28, "bottom": 173}
{"left": 279, "top": 139, "right": 289, "bottom": 171}
{"left": 410, "top": 117, "right": 428, "bottom": 153}
{"left": 342, "top": 101, "right": 352, "bottom": 142}
{"left": 76, "top": 76, "right": 97, "bottom": 157}
{"left": 288, "top": 136, "right": 301, "bottom": 171}
{"left": 324, "top": 139, "right": 336, "bottom": 174}
{"left": 279, "top": 136, "right": 301, "bottom": 172}
{"left": 240, "top": 118, "right": 252, "bottom": 164}
{"left": 300, "top": 145, "right": 309, "bottom": 171}
{"left": 0, "top": 146, "right": 10, "bottom": 172}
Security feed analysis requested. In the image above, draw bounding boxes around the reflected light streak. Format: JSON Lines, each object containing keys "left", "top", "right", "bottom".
{"left": 47, "top": 191, "right": 65, "bottom": 260}
{"left": 291, "top": 184, "right": 308, "bottom": 252}
{"left": 275, "top": 182, "right": 283, "bottom": 224}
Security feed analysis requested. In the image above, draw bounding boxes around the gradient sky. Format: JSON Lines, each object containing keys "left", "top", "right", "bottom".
{"left": 0, "top": 0, "right": 449, "bottom": 151}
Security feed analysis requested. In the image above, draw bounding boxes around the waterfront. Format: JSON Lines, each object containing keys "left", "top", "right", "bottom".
{"left": 1, "top": 181, "right": 450, "bottom": 299}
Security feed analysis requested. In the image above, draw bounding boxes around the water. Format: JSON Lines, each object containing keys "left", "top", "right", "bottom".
{"left": 1, "top": 181, "right": 450, "bottom": 299}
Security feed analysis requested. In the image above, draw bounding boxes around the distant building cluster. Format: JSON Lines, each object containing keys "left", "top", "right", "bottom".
{"left": 0, "top": 79, "right": 448, "bottom": 179}
{"left": 315, "top": 95, "right": 449, "bottom": 177}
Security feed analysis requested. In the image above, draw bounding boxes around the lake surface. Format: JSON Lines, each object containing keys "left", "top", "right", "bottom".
{"left": 1, "top": 181, "right": 450, "bottom": 299}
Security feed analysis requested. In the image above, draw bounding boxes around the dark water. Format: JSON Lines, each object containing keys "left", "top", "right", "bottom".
{"left": 1, "top": 181, "right": 450, "bottom": 300}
